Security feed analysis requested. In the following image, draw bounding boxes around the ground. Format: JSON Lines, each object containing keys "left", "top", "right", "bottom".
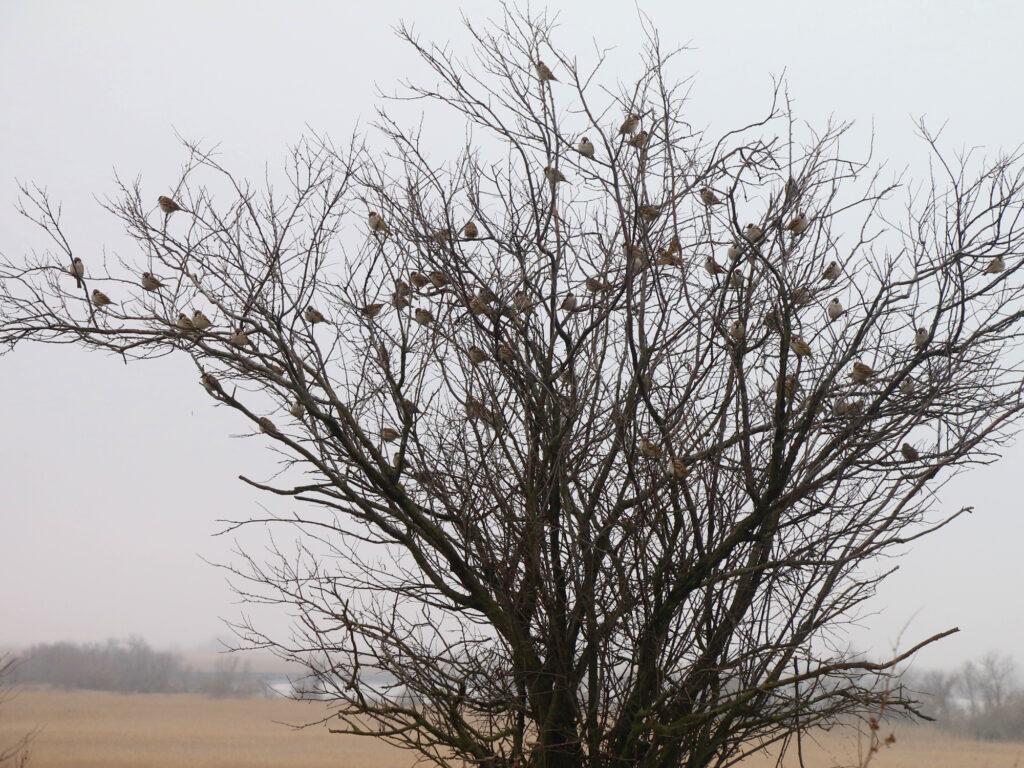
{"left": 1, "top": 689, "right": 1021, "bottom": 767}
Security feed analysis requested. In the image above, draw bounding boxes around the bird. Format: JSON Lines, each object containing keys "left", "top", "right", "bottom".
{"left": 176, "top": 312, "right": 194, "bottom": 331}
{"left": 900, "top": 376, "right": 917, "bottom": 395}
{"left": 900, "top": 442, "right": 920, "bottom": 462}
{"left": 784, "top": 176, "right": 800, "bottom": 205}
{"left": 535, "top": 60, "right": 557, "bottom": 82}
{"left": 140, "top": 272, "right": 163, "bottom": 291}
{"left": 381, "top": 427, "right": 401, "bottom": 442}
{"left": 91, "top": 289, "right": 112, "bottom": 308}
{"left": 462, "top": 220, "right": 479, "bottom": 239}
{"left": 544, "top": 166, "right": 567, "bottom": 184}
{"left": 200, "top": 372, "right": 220, "bottom": 394}
{"left": 429, "top": 271, "right": 449, "bottom": 288}
{"left": 402, "top": 398, "right": 419, "bottom": 415}
{"left": 791, "top": 286, "right": 812, "bottom": 307}
{"left": 477, "top": 285, "right": 497, "bottom": 303}
{"left": 850, "top": 361, "right": 876, "bottom": 384}
{"left": 638, "top": 204, "right": 661, "bottom": 222}
{"left": 561, "top": 292, "right": 578, "bottom": 312}
{"left": 786, "top": 212, "right": 809, "bottom": 234}
{"left": 625, "top": 244, "right": 649, "bottom": 272}
{"left": 362, "top": 302, "right": 385, "bottom": 319}
{"left": 700, "top": 187, "right": 722, "bottom": 206}
{"left": 984, "top": 256, "right": 1005, "bottom": 274}
{"left": 414, "top": 308, "right": 434, "bottom": 326}
{"left": 657, "top": 253, "right": 683, "bottom": 268}
{"left": 191, "top": 310, "right": 211, "bottom": 331}
{"left": 670, "top": 457, "right": 688, "bottom": 479}
{"left": 429, "top": 228, "right": 452, "bottom": 246}
{"left": 790, "top": 336, "right": 812, "bottom": 358}
{"left": 368, "top": 211, "right": 388, "bottom": 234}
{"left": 410, "top": 271, "right": 430, "bottom": 289}
{"left": 704, "top": 256, "right": 725, "bottom": 276}
{"left": 395, "top": 279, "right": 413, "bottom": 297}
{"left": 513, "top": 290, "right": 532, "bottom": 312}
{"left": 229, "top": 328, "right": 250, "bottom": 347}
{"left": 662, "top": 236, "right": 681, "bottom": 256}
{"left": 69, "top": 257, "right": 85, "bottom": 288}
{"left": 392, "top": 291, "right": 411, "bottom": 310}
{"left": 469, "top": 296, "right": 489, "bottom": 316}
{"left": 619, "top": 113, "right": 641, "bottom": 135}
{"left": 158, "top": 195, "right": 181, "bottom": 214}
{"left": 304, "top": 306, "right": 327, "bottom": 324}
{"left": 833, "top": 397, "right": 863, "bottom": 417}
{"left": 497, "top": 343, "right": 515, "bottom": 363}
{"left": 822, "top": 261, "right": 841, "bottom": 283}
{"left": 585, "top": 276, "right": 610, "bottom": 293}
{"left": 827, "top": 298, "right": 845, "bottom": 323}
{"left": 728, "top": 271, "right": 744, "bottom": 289}
{"left": 639, "top": 438, "right": 662, "bottom": 460}
{"left": 743, "top": 224, "right": 765, "bottom": 244}
{"left": 783, "top": 373, "right": 800, "bottom": 399}
{"left": 258, "top": 416, "right": 279, "bottom": 436}
{"left": 627, "top": 130, "right": 650, "bottom": 149}
{"left": 578, "top": 136, "right": 595, "bottom": 158}
{"left": 914, "top": 327, "right": 930, "bottom": 349}
{"left": 467, "top": 346, "right": 487, "bottom": 365}
{"left": 289, "top": 401, "right": 305, "bottom": 419}
{"left": 763, "top": 309, "right": 782, "bottom": 333}
{"left": 729, "top": 320, "right": 746, "bottom": 342}
{"left": 726, "top": 244, "right": 743, "bottom": 262}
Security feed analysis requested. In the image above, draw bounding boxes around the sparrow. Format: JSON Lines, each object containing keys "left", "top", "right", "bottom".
{"left": 289, "top": 401, "right": 305, "bottom": 419}
{"left": 984, "top": 256, "right": 1005, "bottom": 274}
{"left": 783, "top": 373, "right": 800, "bottom": 399}
{"left": 657, "top": 253, "right": 683, "bottom": 268}
{"left": 229, "top": 328, "right": 250, "bottom": 347}
{"left": 410, "top": 271, "right": 430, "bottom": 289}
{"left": 381, "top": 426, "right": 401, "bottom": 442}
{"left": 140, "top": 272, "right": 163, "bottom": 291}
{"left": 822, "top": 261, "right": 841, "bottom": 283}
{"left": 467, "top": 345, "right": 487, "bottom": 365}
{"left": 627, "top": 130, "right": 650, "bottom": 149}
{"left": 430, "top": 228, "right": 452, "bottom": 246}
{"left": 784, "top": 176, "right": 800, "bottom": 205}
{"left": 560, "top": 292, "right": 578, "bottom": 312}
{"left": 200, "top": 372, "right": 220, "bottom": 394}
{"left": 402, "top": 398, "right": 419, "bottom": 415}
{"left": 535, "top": 60, "right": 557, "bottom": 82}
{"left": 914, "top": 327, "right": 930, "bottom": 349}
{"left": 850, "top": 361, "right": 876, "bottom": 383}
{"left": 786, "top": 212, "right": 810, "bottom": 234}
{"left": 726, "top": 243, "right": 743, "bottom": 262}
{"left": 176, "top": 312, "right": 194, "bottom": 331}
{"left": 469, "top": 296, "right": 489, "bottom": 316}
{"left": 392, "top": 291, "right": 411, "bottom": 310}
{"left": 191, "top": 310, "right": 211, "bottom": 331}
{"left": 638, "top": 204, "right": 661, "bottom": 222}
{"left": 477, "top": 285, "right": 497, "bottom": 303}
{"left": 900, "top": 376, "right": 917, "bottom": 395}
{"left": 729, "top": 320, "right": 745, "bottom": 342}
{"left": 619, "top": 113, "right": 640, "bottom": 135}
{"left": 513, "top": 290, "right": 532, "bottom": 311}
{"left": 304, "top": 306, "right": 327, "bottom": 324}
{"left": 790, "top": 336, "right": 812, "bottom": 358}
{"left": 395, "top": 279, "right": 413, "bottom": 297}
{"left": 900, "top": 442, "right": 920, "bottom": 461}
{"left": 662, "top": 236, "right": 681, "bottom": 256}
{"left": 625, "top": 244, "right": 649, "bottom": 272}
{"left": 670, "top": 457, "right": 689, "bottom": 479}
{"left": 791, "top": 287, "right": 812, "bottom": 307}
{"left": 462, "top": 220, "right": 479, "bottom": 239}
{"left": 414, "top": 307, "right": 434, "bottom": 326}
{"left": 497, "top": 343, "right": 515, "bottom": 363}
{"left": 578, "top": 136, "right": 595, "bottom": 158}
{"left": 700, "top": 187, "right": 722, "bottom": 206}
{"left": 258, "top": 416, "right": 279, "bottom": 436}
{"left": 728, "top": 271, "right": 744, "bottom": 289}
{"left": 743, "top": 224, "right": 765, "bottom": 244}
{"left": 91, "top": 289, "right": 113, "bottom": 308}
{"left": 158, "top": 195, "right": 181, "bottom": 214}
{"left": 639, "top": 438, "right": 662, "bottom": 460}
{"left": 833, "top": 397, "right": 862, "bottom": 417}
{"left": 544, "top": 166, "right": 567, "bottom": 184}
{"left": 428, "top": 271, "right": 449, "bottom": 288}
{"left": 826, "top": 298, "right": 845, "bottom": 322}
{"left": 361, "top": 302, "right": 385, "bottom": 319}
{"left": 69, "top": 257, "right": 85, "bottom": 288}
{"left": 704, "top": 256, "right": 725, "bottom": 276}
{"left": 763, "top": 309, "right": 782, "bottom": 333}
{"left": 368, "top": 211, "right": 388, "bottom": 234}
{"left": 585, "top": 276, "right": 610, "bottom": 293}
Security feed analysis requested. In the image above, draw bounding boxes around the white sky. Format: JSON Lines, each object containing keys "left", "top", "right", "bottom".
{"left": 1, "top": 0, "right": 1022, "bottom": 670}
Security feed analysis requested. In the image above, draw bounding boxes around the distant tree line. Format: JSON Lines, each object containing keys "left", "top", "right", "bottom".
{"left": 10, "top": 637, "right": 264, "bottom": 698}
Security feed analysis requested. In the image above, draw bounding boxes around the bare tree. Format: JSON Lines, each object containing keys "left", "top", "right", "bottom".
{"left": 4, "top": 8, "right": 1024, "bottom": 768}
{"left": 1, "top": 655, "right": 32, "bottom": 767}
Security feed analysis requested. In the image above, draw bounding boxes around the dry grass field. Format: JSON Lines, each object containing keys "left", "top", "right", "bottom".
{"left": 1, "top": 689, "right": 1022, "bottom": 768}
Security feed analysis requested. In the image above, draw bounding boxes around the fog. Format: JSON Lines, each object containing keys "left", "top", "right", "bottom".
{"left": 1, "top": 0, "right": 1022, "bottom": 669}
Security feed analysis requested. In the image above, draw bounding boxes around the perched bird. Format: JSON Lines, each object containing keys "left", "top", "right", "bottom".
{"left": 704, "top": 256, "right": 725, "bottom": 276}
{"left": 158, "top": 195, "right": 181, "bottom": 214}
{"left": 391, "top": 291, "right": 411, "bottom": 310}
{"left": 729, "top": 320, "right": 746, "bottom": 342}
{"left": 410, "top": 271, "right": 430, "bottom": 289}
{"left": 560, "top": 292, "right": 578, "bottom": 312}
{"left": 414, "top": 307, "right": 434, "bottom": 326}
{"left": 763, "top": 309, "right": 782, "bottom": 333}
{"left": 900, "top": 376, "right": 917, "bottom": 395}
{"left": 914, "top": 327, "right": 930, "bottom": 350}
{"left": 304, "top": 306, "right": 327, "bottom": 324}
{"left": 497, "top": 343, "right": 515, "bottom": 363}
{"left": 176, "top": 312, "right": 194, "bottom": 331}
{"left": 743, "top": 224, "right": 765, "bottom": 244}
{"left": 700, "top": 187, "right": 722, "bottom": 206}
{"left": 784, "top": 176, "right": 800, "bottom": 205}
{"left": 639, "top": 438, "right": 662, "bottom": 460}
{"left": 578, "top": 136, "right": 595, "bottom": 159}
{"left": 786, "top": 212, "right": 809, "bottom": 234}
{"left": 381, "top": 427, "right": 401, "bottom": 442}
{"left": 783, "top": 373, "right": 800, "bottom": 399}
{"left": 625, "top": 244, "right": 649, "bottom": 272}
{"left": 670, "top": 457, "right": 688, "bottom": 479}
{"left": 826, "top": 298, "right": 845, "bottom": 323}
{"left": 477, "top": 285, "right": 497, "bottom": 303}
{"left": 200, "top": 372, "right": 220, "bottom": 394}
{"left": 394, "top": 279, "right": 413, "bottom": 297}
{"left": 638, "top": 204, "right": 661, "bottom": 222}
{"left": 586, "top": 276, "right": 610, "bottom": 293}
{"left": 69, "top": 257, "right": 85, "bottom": 288}
{"left": 791, "top": 286, "right": 812, "bottom": 307}
{"left": 368, "top": 211, "right": 388, "bottom": 234}
{"left": 428, "top": 271, "right": 449, "bottom": 288}
{"left": 662, "top": 236, "right": 681, "bottom": 257}
{"left": 140, "top": 272, "right": 163, "bottom": 291}
{"left": 900, "top": 442, "right": 920, "bottom": 461}
{"left": 469, "top": 296, "right": 489, "bottom": 316}
{"left": 361, "top": 302, "right": 385, "bottom": 319}
{"left": 822, "top": 261, "right": 842, "bottom": 283}
{"left": 657, "top": 253, "right": 683, "bottom": 268}
{"left": 535, "top": 60, "right": 557, "bottom": 82}
{"left": 726, "top": 243, "right": 743, "bottom": 262}
{"left": 429, "top": 228, "right": 452, "bottom": 246}
{"left": 627, "top": 130, "right": 650, "bottom": 149}
{"left": 91, "top": 289, "right": 113, "bottom": 308}
{"left": 728, "top": 271, "right": 744, "bottom": 289}
{"left": 833, "top": 397, "right": 863, "bottom": 417}
{"left": 402, "top": 398, "right": 419, "bottom": 415}
{"left": 191, "top": 309, "right": 211, "bottom": 331}
{"left": 790, "top": 336, "right": 812, "bottom": 358}
{"left": 513, "top": 290, "right": 532, "bottom": 312}
{"left": 544, "top": 166, "right": 567, "bottom": 184}
{"left": 850, "top": 361, "right": 876, "bottom": 384}
{"left": 229, "top": 328, "right": 250, "bottom": 347}
{"left": 984, "top": 256, "right": 1005, "bottom": 274}
{"left": 258, "top": 416, "right": 279, "bottom": 436}
{"left": 467, "top": 345, "right": 487, "bottom": 365}
{"left": 289, "top": 401, "right": 305, "bottom": 419}
{"left": 462, "top": 220, "right": 479, "bottom": 239}
{"left": 619, "top": 113, "right": 641, "bottom": 135}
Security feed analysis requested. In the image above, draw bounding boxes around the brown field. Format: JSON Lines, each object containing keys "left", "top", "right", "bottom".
{"left": 1, "top": 689, "right": 1022, "bottom": 768}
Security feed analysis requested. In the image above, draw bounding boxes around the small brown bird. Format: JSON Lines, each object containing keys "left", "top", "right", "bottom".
{"left": 368, "top": 211, "right": 388, "bottom": 234}
{"left": 361, "top": 302, "right": 385, "bottom": 319}
{"left": 414, "top": 307, "right": 434, "bottom": 326}
{"left": 728, "top": 271, "right": 744, "bottom": 289}
{"left": 467, "top": 345, "right": 488, "bottom": 365}
{"left": 726, "top": 243, "right": 743, "bottom": 262}
{"left": 669, "top": 456, "right": 688, "bottom": 479}
{"left": 429, "top": 228, "right": 452, "bottom": 246}
{"left": 662, "top": 236, "right": 681, "bottom": 256}
{"left": 544, "top": 166, "right": 567, "bottom": 184}
{"left": 289, "top": 401, "right": 305, "bottom": 419}
{"left": 462, "top": 220, "right": 479, "bottom": 239}
{"left": 402, "top": 398, "right": 419, "bottom": 415}
{"left": 176, "top": 312, "right": 194, "bottom": 331}
{"left": 497, "top": 343, "right": 515, "bottom": 363}
{"left": 822, "top": 261, "right": 841, "bottom": 283}
{"left": 826, "top": 298, "right": 845, "bottom": 323}
{"left": 91, "top": 289, "right": 113, "bottom": 308}
{"left": 704, "top": 256, "right": 725, "bottom": 276}
{"left": 833, "top": 397, "right": 861, "bottom": 417}
{"left": 657, "top": 253, "right": 683, "bottom": 268}
{"left": 428, "top": 271, "right": 449, "bottom": 288}
{"left": 513, "top": 290, "right": 532, "bottom": 312}
{"left": 700, "top": 187, "right": 722, "bottom": 206}
{"left": 477, "top": 285, "right": 497, "bottom": 303}
{"left": 200, "top": 372, "right": 220, "bottom": 394}
{"left": 914, "top": 327, "right": 930, "bottom": 349}
{"left": 410, "top": 271, "right": 430, "bottom": 289}
{"left": 639, "top": 437, "right": 662, "bottom": 460}
{"left": 790, "top": 336, "right": 812, "bottom": 358}
{"left": 638, "top": 203, "right": 661, "bottom": 222}
{"left": 627, "top": 130, "right": 650, "bottom": 149}
{"left": 140, "top": 272, "right": 163, "bottom": 291}
{"left": 381, "top": 427, "right": 401, "bottom": 442}
{"left": 535, "top": 60, "right": 557, "bottom": 82}
{"left": 783, "top": 373, "right": 800, "bottom": 399}
{"left": 900, "top": 376, "right": 917, "bottom": 395}
{"left": 625, "top": 244, "right": 649, "bottom": 272}
{"left": 69, "top": 257, "right": 85, "bottom": 288}
{"left": 900, "top": 442, "right": 920, "bottom": 462}
{"left": 786, "top": 212, "right": 809, "bottom": 234}
{"left": 585, "top": 276, "right": 610, "bottom": 293}
{"left": 191, "top": 310, "right": 211, "bottom": 331}
{"left": 304, "top": 306, "right": 327, "bottom": 324}
{"left": 578, "top": 136, "right": 595, "bottom": 158}
{"left": 784, "top": 176, "right": 800, "bottom": 205}
{"left": 560, "top": 292, "right": 578, "bottom": 312}
{"left": 469, "top": 296, "right": 489, "bottom": 316}
{"left": 158, "top": 195, "right": 181, "bottom": 214}
{"left": 229, "top": 328, "right": 250, "bottom": 347}
{"left": 984, "top": 256, "right": 1005, "bottom": 274}
{"left": 763, "top": 309, "right": 782, "bottom": 333}
{"left": 258, "top": 416, "right": 279, "bottom": 436}
{"left": 850, "top": 361, "right": 876, "bottom": 384}
{"left": 743, "top": 224, "right": 765, "bottom": 244}
{"left": 729, "top": 320, "right": 746, "bottom": 342}
{"left": 395, "top": 280, "right": 412, "bottom": 297}
{"left": 791, "top": 286, "right": 812, "bottom": 307}
{"left": 619, "top": 113, "right": 641, "bottom": 135}
{"left": 391, "top": 291, "right": 411, "bottom": 310}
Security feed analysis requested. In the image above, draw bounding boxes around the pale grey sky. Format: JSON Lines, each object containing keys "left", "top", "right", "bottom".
{"left": 1, "top": 0, "right": 1021, "bottom": 669}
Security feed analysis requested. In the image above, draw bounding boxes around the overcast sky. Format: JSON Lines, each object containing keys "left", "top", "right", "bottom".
{"left": 1, "top": 0, "right": 1022, "bottom": 670}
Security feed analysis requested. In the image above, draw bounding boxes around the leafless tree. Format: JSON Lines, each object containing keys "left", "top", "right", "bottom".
{"left": 0, "top": 655, "right": 32, "bottom": 767}
{"left": 4, "top": 8, "right": 1024, "bottom": 768}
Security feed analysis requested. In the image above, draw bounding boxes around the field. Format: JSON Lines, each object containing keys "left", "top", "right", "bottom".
{"left": 1, "top": 689, "right": 1022, "bottom": 768}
